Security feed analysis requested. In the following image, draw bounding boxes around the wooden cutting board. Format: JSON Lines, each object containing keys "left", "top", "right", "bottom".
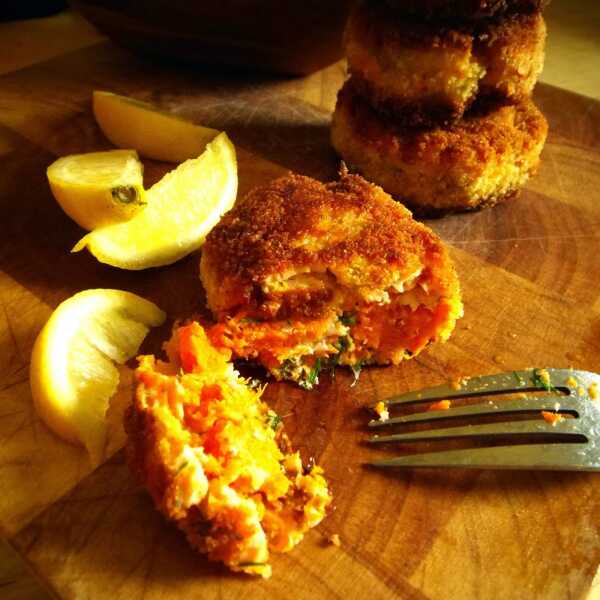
{"left": 0, "top": 41, "right": 599, "bottom": 600}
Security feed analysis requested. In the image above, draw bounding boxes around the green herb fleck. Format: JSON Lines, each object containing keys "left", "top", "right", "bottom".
{"left": 340, "top": 312, "right": 357, "bottom": 327}
{"left": 532, "top": 368, "right": 556, "bottom": 392}
{"left": 299, "top": 358, "right": 322, "bottom": 390}
{"left": 330, "top": 336, "right": 351, "bottom": 380}
{"left": 332, "top": 337, "right": 349, "bottom": 367}
{"left": 307, "top": 358, "right": 322, "bottom": 387}
{"left": 266, "top": 411, "right": 282, "bottom": 431}
{"left": 513, "top": 371, "right": 525, "bottom": 385}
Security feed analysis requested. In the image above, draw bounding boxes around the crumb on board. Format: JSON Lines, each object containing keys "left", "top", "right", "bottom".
{"left": 565, "top": 376, "right": 578, "bottom": 388}
{"left": 541, "top": 411, "right": 563, "bottom": 426}
{"left": 589, "top": 383, "right": 598, "bottom": 400}
{"left": 374, "top": 401, "right": 389, "bottom": 421}
{"left": 328, "top": 534, "right": 341, "bottom": 547}
{"left": 509, "top": 333, "right": 517, "bottom": 339}
{"left": 429, "top": 399, "right": 451, "bottom": 411}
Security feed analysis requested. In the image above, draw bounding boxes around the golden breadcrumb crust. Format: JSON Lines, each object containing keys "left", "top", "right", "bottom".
{"left": 346, "top": 2, "right": 546, "bottom": 126}
{"left": 383, "top": 0, "right": 548, "bottom": 21}
{"left": 202, "top": 172, "right": 449, "bottom": 319}
{"left": 331, "top": 82, "right": 548, "bottom": 214}
{"left": 201, "top": 173, "right": 462, "bottom": 387}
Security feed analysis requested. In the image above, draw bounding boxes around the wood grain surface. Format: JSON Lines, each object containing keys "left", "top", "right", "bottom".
{"left": 0, "top": 40, "right": 599, "bottom": 600}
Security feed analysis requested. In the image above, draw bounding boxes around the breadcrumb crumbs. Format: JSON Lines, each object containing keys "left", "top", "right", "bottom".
{"left": 541, "top": 411, "right": 563, "bottom": 426}
{"left": 329, "top": 534, "right": 341, "bottom": 547}
{"left": 589, "top": 383, "right": 598, "bottom": 400}
{"left": 429, "top": 400, "right": 451, "bottom": 411}
{"left": 374, "top": 401, "right": 389, "bottom": 421}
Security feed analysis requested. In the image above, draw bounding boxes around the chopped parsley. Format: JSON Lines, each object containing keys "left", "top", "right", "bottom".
{"left": 300, "top": 357, "right": 322, "bottom": 390}
{"left": 339, "top": 312, "right": 357, "bottom": 327}
{"left": 513, "top": 371, "right": 525, "bottom": 385}
{"left": 532, "top": 368, "right": 556, "bottom": 392}
{"left": 265, "top": 411, "right": 282, "bottom": 430}
{"left": 331, "top": 336, "right": 350, "bottom": 368}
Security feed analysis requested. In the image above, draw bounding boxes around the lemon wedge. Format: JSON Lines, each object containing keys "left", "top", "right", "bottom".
{"left": 30, "top": 289, "right": 166, "bottom": 464}
{"left": 73, "top": 132, "right": 237, "bottom": 270}
{"left": 93, "top": 90, "right": 220, "bottom": 163}
{"left": 47, "top": 150, "right": 146, "bottom": 230}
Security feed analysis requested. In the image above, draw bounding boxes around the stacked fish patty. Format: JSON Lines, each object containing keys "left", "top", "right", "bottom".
{"left": 331, "top": 0, "right": 549, "bottom": 215}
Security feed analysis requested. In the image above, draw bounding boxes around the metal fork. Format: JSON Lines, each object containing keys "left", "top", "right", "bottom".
{"left": 367, "top": 368, "right": 600, "bottom": 471}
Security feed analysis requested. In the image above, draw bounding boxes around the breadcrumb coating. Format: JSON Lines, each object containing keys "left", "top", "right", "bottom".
{"left": 383, "top": 0, "right": 549, "bottom": 22}
{"left": 200, "top": 173, "right": 462, "bottom": 387}
{"left": 345, "top": 1, "right": 546, "bottom": 126}
{"left": 331, "top": 81, "right": 548, "bottom": 215}
{"left": 125, "top": 322, "right": 331, "bottom": 577}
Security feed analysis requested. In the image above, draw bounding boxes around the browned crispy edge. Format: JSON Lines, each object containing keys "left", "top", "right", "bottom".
{"left": 345, "top": 6, "right": 545, "bottom": 127}
{"left": 382, "top": 0, "right": 549, "bottom": 22}
{"left": 201, "top": 172, "right": 450, "bottom": 318}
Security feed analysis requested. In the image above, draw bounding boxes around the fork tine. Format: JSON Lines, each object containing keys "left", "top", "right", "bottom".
{"left": 368, "top": 418, "right": 586, "bottom": 444}
{"left": 368, "top": 395, "right": 580, "bottom": 428}
{"left": 368, "top": 443, "right": 600, "bottom": 471}
{"left": 376, "top": 368, "right": 572, "bottom": 408}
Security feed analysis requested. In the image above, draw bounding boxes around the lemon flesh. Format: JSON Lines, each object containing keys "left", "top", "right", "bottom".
{"left": 47, "top": 150, "right": 146, "bottom": 230}
{"left": 93, "top": 90, "right": 220, "bottom": 163}
{"left": 73, "top": 132, "right": 237, "bottom": 270}
{"left": 30, "top": 289, "right": 166, "bottom": 464}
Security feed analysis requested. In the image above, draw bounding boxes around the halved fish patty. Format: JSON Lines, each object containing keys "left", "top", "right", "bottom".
{"left": 200, "top": 172, "right": 463, "bottom": 388}
{"left": 346, "top": 1, "right": 546, "bottom": 126}
{"left": 125, "top": 322, "right": 331, "bottom": 578}
{"left": 383, "top": 0, "right": 548, "bottom": 23}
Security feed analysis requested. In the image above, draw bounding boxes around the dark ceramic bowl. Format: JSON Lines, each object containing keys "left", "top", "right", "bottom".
{"left": 71, "top": 0, "right": 355, "bottom": 75}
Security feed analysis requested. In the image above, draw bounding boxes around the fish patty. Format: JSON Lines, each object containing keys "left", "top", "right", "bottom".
{"left": 200, "top": 172, "right": 463, "bottom": 388}
{"left": 383, "top": 0, "right": 549, "bottom": 22}
{"left": 346, "top": 1, "right": 546, "bottom": 126}
{"left": 331, "top": 81, "right": 548, "bottom": 216}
